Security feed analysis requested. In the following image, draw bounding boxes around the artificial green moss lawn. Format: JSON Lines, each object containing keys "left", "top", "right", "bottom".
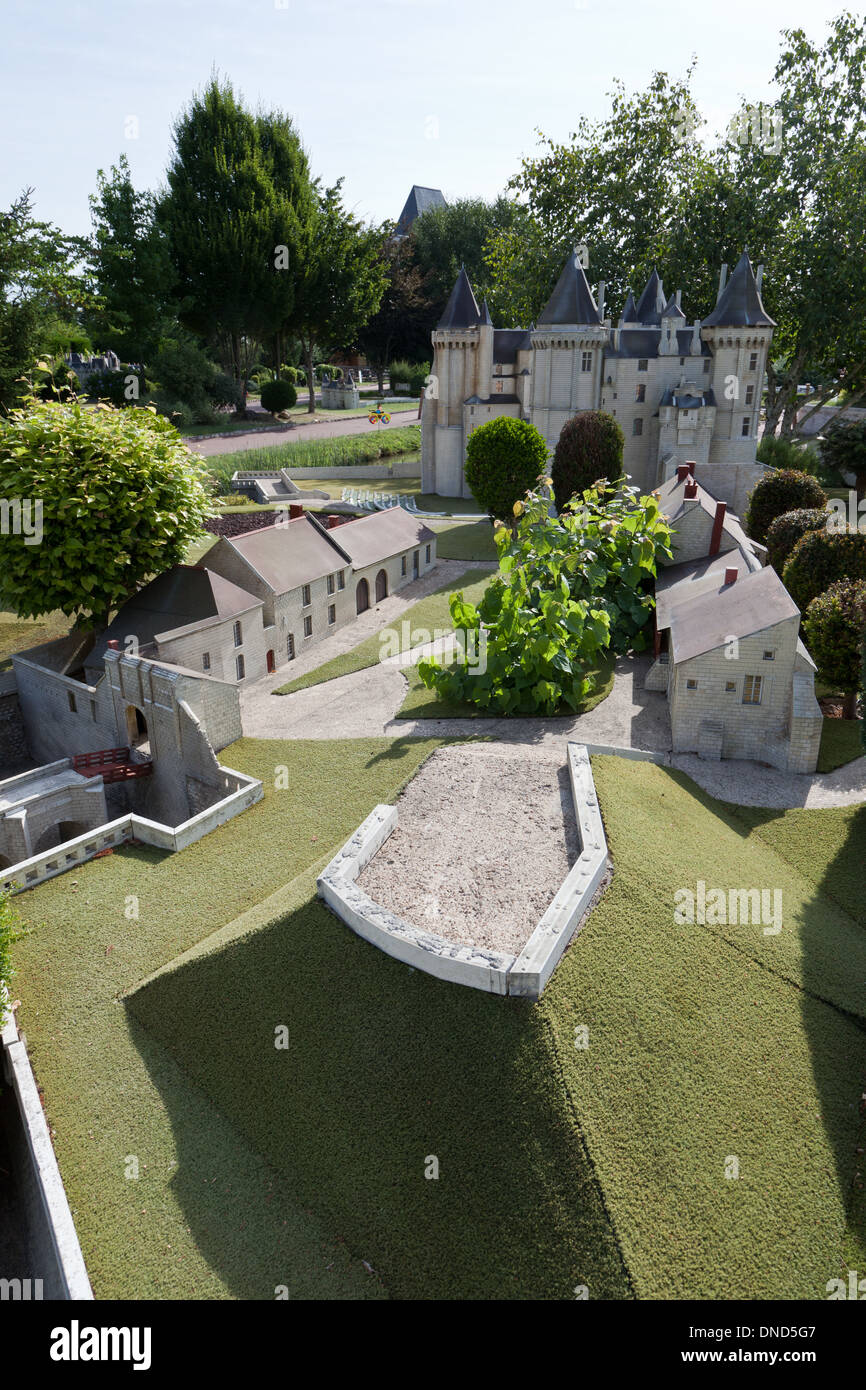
{"left": 817, "top": 718, "right": 863, "bottom": 773}
{"left": 274, "top": 567, "right": 493, "bottom": 695}
{"left": 394, "top": 651, "right": 615, "bottom": 720}
{"left": 429, "top": 520, "right": 497, "bottom": 561}
{"left": 14, "top": 747, "right": 866, "bottom": 1299}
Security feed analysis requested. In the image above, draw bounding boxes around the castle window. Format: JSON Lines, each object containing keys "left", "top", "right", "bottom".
{"left": 763, "top": 650, "right": 775, "bottom": 662}
{"left": 67, "top": 691, "right": 76, "bottom": 713}
{"left": 235, "top": 654, "right": 245, "bottom": 681}
{"left": 741, "top": 417, "right": 750, "bottom": 436}
{"left": 679, "top": 356, "right": 685, "bottom": 366}
{"left": 328, "top": 604, "right": 336, "bottom": 626}
{"left": 687, "top": 679, "right": 698, "bottom": 691}
{"left": 725, "top": 681, "right": 736, "bottom": 692}
{"left": 743, "top": 675, "right": 763, "bottom": 705}
{"left": 233, "top": 620, "right": 242, "bottom": 647}
{"left": 287, "top": 634, "right": 295, "bottom": 661}
{"left": 703, "top": 358, "right": 710, "bottom": 373}
{"left": 749, "top": 352, "right": 758, "bottom": 371}
{"left": 745, "top": 384, "right": 754, "bottom": 405}
{"left": 303, "top": 615, "right": 313, "bottom": 638}
{"left": 632, "top": 418, "right": 643, "bottom": 436}
{"left": 635, "top": 384, "right": 646, "bottom": 403}
{"left": 202, "top": 652, "right": 211, "bottom": 671}
{"left": 638, "top": 359, "right": 648, "bottom": 372}
{"left": 327, "top": 574, "right": 335, "bottom": 595}
{"left": 581, "top": 351, "right": 592, "bottom": 372}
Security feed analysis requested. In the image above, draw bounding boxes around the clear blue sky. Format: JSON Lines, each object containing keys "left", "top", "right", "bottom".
{"left": 0, "top": 0, "right": 846, "bottom": 237}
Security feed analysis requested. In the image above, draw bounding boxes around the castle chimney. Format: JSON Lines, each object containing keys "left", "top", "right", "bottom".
{"left": 686, "top": 459, "right": 696, "bottom": 476}
{"left": 724, "top": 566, "right": 738, "bottom": 586}
{"left": 676, "top": 463, "right": 690, "bottom": 483}
{"left": 597, "top": 281, "right": 605, "bottom": 320}
{"left": 691, "top": 318, "right": 702, "bottom": 354}
{"left": 709, "top": 501, "right": 727, "bottom": 556}
{"left": 107, "top": 640, "right": 120, "bottom": 650}
{"left": 684, "top": 479, "right": 698, "bottom": 499}
{"left": 717, "top": 263, "right": 728, "bottom": 299}
{"left": 756, "top": 264, "right": 764, "bottom": 293}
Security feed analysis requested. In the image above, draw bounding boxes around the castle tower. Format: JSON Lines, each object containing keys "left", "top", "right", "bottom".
{"left": 421, "top": 266, "right": 491, "bottom": 496}
{"left": 529, "top": 250, "right": 608, "bottom": 450}
{"left": 701, "top": 250, "right": 775, "bottom": 465}
{"left": 659, "top": 292, "right": 686, "bottom": 355}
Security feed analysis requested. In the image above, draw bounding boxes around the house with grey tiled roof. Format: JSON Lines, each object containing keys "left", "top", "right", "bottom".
{"left": 422, "top": 248, "right": 775, "bottom": 517}
{"left": 644, "top": 465, "right": 821, "bottom": 773}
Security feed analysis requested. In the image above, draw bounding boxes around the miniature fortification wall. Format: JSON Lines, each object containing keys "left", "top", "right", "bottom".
{"left": 317, "top": 743, "right": 608, "bottom": 1000}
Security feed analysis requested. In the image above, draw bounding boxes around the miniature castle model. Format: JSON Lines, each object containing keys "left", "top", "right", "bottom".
{"left": 647, "top": 465, "right": 822, "bottom": 774}
{"left": 421, "top": 249, "right": 775, "bottom": 516}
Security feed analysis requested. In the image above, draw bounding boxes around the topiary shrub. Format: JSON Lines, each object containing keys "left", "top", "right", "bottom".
{"left": 744, "top": 468, "right": 827, "bottom": 546}
{"left": 765, "top": 507, "right": 828, "bottom": 573}
{"left": 551, "top": 411, "right": 624, "bottom": 513}
{"left": 802, "top": 578, "right": 866, "bottom": 718}
{"left": 463, "top": 417, "right": 549, "bottom": 521}
{"left": 260, "top": 378, "right": 297, "bottom": 415}
{"left": 782, "top": 528, "right": 866, "bottom": 613}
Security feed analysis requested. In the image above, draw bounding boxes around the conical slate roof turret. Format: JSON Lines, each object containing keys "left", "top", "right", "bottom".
{"left": 634, "top": 269, "right": 667, "bottom": 325}
{"left": 479, "top": 298, "right": 493, "bottom": 326}
{"left": 661, "top": 292, "right": 686, "bottom": 320}
{"left": 537, "top": 250, "right": 603, "bottom": 326}
{"left": 619, "top": 289, "right": 638, "bottom": 324}
{"left": 703, "top": 249, "right": 776, "bottom": 328}
{"left": 436, "top": 266, "right": 481, "bottom": 330}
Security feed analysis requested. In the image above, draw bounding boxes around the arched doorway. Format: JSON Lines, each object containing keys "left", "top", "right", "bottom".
{"left": 266, "top": 649, "right": 276, "bottom": 673}
{"left": 375, "top": 569, "right": 388, "bottom": 603}
{"left": 31, "top": 820, "right": 90, "bottom": 856}
{"left": 125, "top": 705, "right": 150, "bottom": 754}
{"left": 356, "top": 578, "right": 370, "bottom": 614}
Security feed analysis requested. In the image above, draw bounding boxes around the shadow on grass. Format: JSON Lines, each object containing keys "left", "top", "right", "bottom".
{"left": 125, "top": 889, "right": 632, "bottom": 1301}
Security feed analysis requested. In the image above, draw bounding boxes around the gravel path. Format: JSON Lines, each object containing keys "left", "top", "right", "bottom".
{"left": 669, "top": 751, "right": 866, "bottom": 809}
{"left": 187, "top": 407, "right": 418, "bottom": 458}
{"left": 358, "top": 743, "right": 577, "bottom": 955}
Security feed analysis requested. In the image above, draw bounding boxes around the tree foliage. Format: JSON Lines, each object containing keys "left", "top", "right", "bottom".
{"left": 551, "top": 411, "right": 624, "bottom": 512}
{"left": 260, "top": 377, "right": 297, "bottom": 414}
{"left": 744, "top": 468, "right": 827, "bottom": 545}
{"left": 802, "top": 579, "right": 866, "bottom": 714}
{"left": 765, "top": 507, "right": 828, "bottom": 574}
{"left": 782, "top": 527, "right": 866, "bottom": 613}
{"left": 0, "top": 398, "right": 212, "bottom": 626}
{"left": 463, "top": 417, "right": 549, "bottom": 520}
{"left": 418, "top": 481, "right": 672, "bottom": 716}
{"left": 819, "top": 418, "right": 866, "bottom": 495}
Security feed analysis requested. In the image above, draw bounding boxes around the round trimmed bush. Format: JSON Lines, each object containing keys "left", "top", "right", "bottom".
{"left": 551, "top": 411, "right": 624, "bottom": 513}
{"left": 744, "top": 468, "right": 826, "bottom": 546}
{"left": 464, "top": 417, "right": 549, "bottom": 521}
{"left": 782, "top": 528, "right": 866, "bottom": 613}
{"left": 260, "top": 378, "right": 297, "bottom": 415}
{"left": 765, "top": 507, "right": 828, "bottom": 573}
{"left": 802, "top": 578, "right": 866, "bottom": 715}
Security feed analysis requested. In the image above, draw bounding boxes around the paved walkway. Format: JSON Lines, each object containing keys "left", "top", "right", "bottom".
{"left": 188, "top": 406, "right": 419, "bottom": 458}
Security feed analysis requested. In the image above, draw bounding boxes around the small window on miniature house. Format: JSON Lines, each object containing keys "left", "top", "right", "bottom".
{"left": 581, "top": 351, "right": 592, "bottom": 372}
{"left": 745, "top": 384, "right": 755, "bottom": 405}
{"left": 328, "top": 604, "right": 336, "bottom": 626}
{"left": 725, "top": 680, "right": 736, "bottom": 692}
{"left": 90, "top": 699, "right": 97, "bottom": 720}
{"left": 67, "top": 691, "right": 76, "bottom": 713}
{"left": 632, "top": 418, "right": 643, "bottom": 436}
{"left": 635, "top": 384, "right": 646, "bottom": 403}
{"left": 749, "top": 352, "right": 758, "bottom": 371}
{"left": 287, "top": 633, "right": 295, "bottom": 660}
{"left": 638, "top": 359, "right": 648, "bottom": 371}
{"left": 235, "top": 654, "right": 245, "bottom": 681}
{"left": 338, "top": 570, "right": 345, "bottom": 590}
{"left": 763, "top": 650, "right": 775, "bottom": 661}
{"left": 425, "top": 544, "right": 431, "bottom": 563}
{"left": 679, "top": 356, "right": 685, "bottom": 366}
{"left": 303, "top": 615, "right": 313, "bottom": 638}
{"left": 327, "top": 574, "right": 335, "bottom": 595}
{"left": 233, "top": 620, "right": 242, "bottom": 647}
{"left": 686, "top": 679, "right": 698, "bottom": 690}
{"left": 741, "top": 417, "right": 750, "bottom": 436}
{"left": 743, "top": 674, "right": 763, "bottom": 704}
{"left": 401, "top": 555, "right": 407, "bottom": 576}
{"left": 703, "top": 358, "right": 710, "bottom": 372}
{"left": 202, "top": 652, "right": 211, "bottom": 671}
{"left": 302, "top": 584, "right": 311, "bottom": 607}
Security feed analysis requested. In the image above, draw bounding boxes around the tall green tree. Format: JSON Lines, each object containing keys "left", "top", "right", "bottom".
{"left": 86, "top": 155, "right": 173, "bottom": 364}
{"left": 408, "top": 195, "right": 522, "bottom": 324}
{"left": 0, "top": 190, "right": 89, "bottom": 410}
{"left": 356, "top": 232, "right": 431, "bottom": 391}
{"left": 159, "top": 78, "right": 315, "bottom": 414}
{"left": 285, "top": 184, "right": 387, "bottom": 411}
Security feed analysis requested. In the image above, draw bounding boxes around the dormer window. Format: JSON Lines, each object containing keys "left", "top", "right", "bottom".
{"left": 638, "top": 359, "right": 648, "bottom": 372}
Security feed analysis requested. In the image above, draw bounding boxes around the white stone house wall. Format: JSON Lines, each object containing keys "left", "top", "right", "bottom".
{"left": 154, "top": 607, "right": 268, "bottom": 686}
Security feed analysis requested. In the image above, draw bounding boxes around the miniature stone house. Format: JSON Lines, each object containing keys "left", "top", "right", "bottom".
{"left": 422, "top": 249, "right": 774, "bottom": 516}
{"left": 645, "top": 468, "right": 822, "bottom": 774}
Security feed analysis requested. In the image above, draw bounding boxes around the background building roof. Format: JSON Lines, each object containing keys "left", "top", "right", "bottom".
{"left": 336, "top": 507, "right": 436, "bottom": 570}
{"left": 395, "top": 185, "right": 446, "bottom": 236}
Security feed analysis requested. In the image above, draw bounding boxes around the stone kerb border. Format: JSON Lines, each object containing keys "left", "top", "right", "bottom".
{"left": 1, "top": 990, "right": 94, "bottom": 1299}
{"left": 317, "top": 743, "right": 610, "bottom": 1000}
